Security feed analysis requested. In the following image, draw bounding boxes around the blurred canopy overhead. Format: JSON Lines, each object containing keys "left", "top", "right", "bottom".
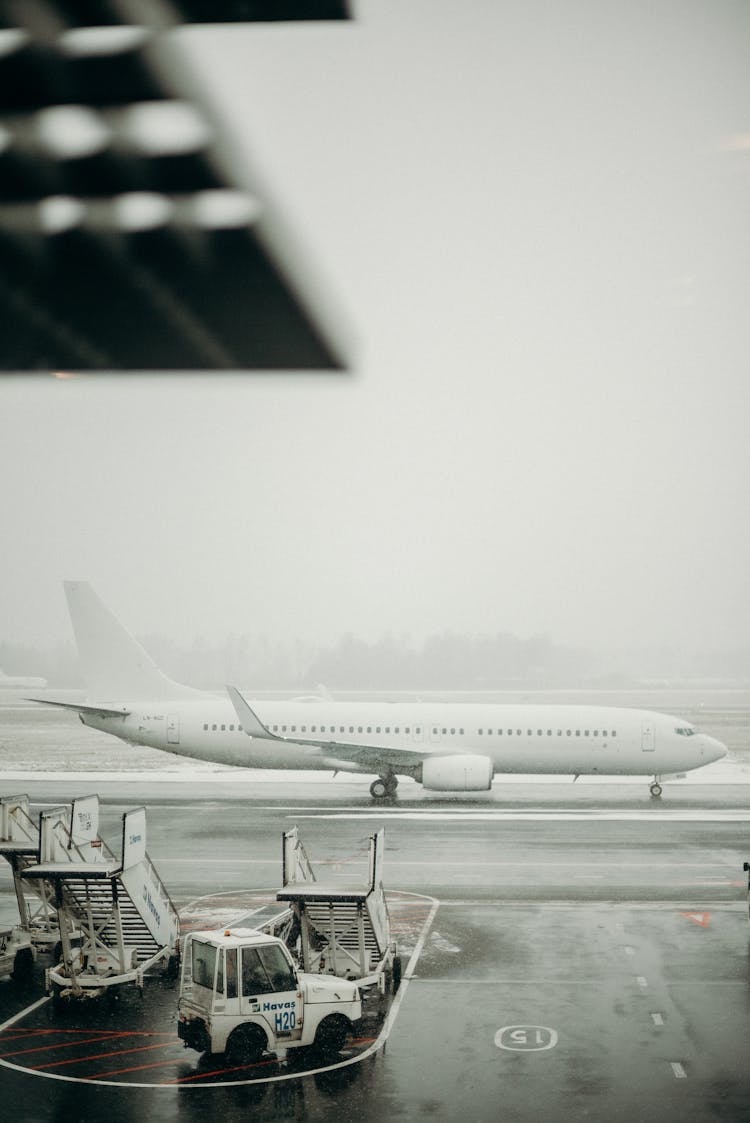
{"left": 0, "top": 0, "right": 351, "bottom": 372}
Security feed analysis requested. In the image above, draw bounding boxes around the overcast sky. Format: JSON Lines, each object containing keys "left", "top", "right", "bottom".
{"left": 1, "top": 0, "right": 749, "bottom": 659}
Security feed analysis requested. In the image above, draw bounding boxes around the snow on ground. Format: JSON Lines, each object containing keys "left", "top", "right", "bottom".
{"left": 0, "top": 754, "right": 746, "bottom": 785}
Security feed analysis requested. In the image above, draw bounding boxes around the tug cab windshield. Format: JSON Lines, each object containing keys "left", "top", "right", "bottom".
{"left": 188, "top": 935, "right": 297, "bottom": 1002}
{"left": 241, "top": 943, "right": 297, "bottom": 996}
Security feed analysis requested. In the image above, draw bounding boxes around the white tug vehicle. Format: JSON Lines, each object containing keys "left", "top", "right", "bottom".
{"left": 178, "top": 928, "right": 362, "bottom": 1064}
{"left": 178, "top": 826, "right": 399, "bottom": 1064}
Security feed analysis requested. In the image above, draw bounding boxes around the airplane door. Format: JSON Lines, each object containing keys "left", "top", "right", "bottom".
{"left": 641, "top": 719, "right": 655, "bottom": 752}
{"left": 167, "top": 714, "right": 180, "bottom": 745}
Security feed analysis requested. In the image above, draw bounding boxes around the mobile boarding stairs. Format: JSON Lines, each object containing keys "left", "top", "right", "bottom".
{"left": 18, "top": 796, "right": 179, "bottom": 999}
{"left": 0, "top": 794, "right": 66, "bottom": 956}
{"left": 277, "top": 826, "right": 400, "bottom": 992}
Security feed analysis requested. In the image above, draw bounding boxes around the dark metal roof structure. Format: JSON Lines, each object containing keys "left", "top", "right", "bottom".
{"left": 0, "top": 1, "right": 351, "bottom": 372}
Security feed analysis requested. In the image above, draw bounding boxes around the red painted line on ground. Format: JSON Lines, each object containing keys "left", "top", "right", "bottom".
{"left": 167, "top": 1056, "right": 280, "bottom": 1083}
{"left": 1, "top": 1033, "right": 125, "bottom": 1058}
{"left": 84, "top": 1040, "right": 375, "bottom": 1084}
{"left": 31, "top": 1040, "right": 177, "bottom": 1071}
{"left": 3, "top": 1027, "right": 163, "bottom": 1040}
{"left": 83, "top": 1053, "right": 193, "bottom": 1081}
{"left": 47, "top": 1030, "right": 172, "bottom": 1039}
{"left": 0, "top": 1029, "right": 58, "bottom": 1042}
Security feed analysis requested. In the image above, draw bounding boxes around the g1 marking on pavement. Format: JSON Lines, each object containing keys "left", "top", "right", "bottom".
{"left": 680, "top": 911, "right": 711, "bottom": 928}
{"left": 670, "top": 1062, "right": 687, "bottom": 1079}
{"left": 495, "top": 1026, "right": 558, "bottom": 1052}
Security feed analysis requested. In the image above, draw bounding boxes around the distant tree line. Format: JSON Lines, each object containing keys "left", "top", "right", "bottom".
{"left": 301, "top": 630, "right": 591, "bottom": 689}
{"left": 3, "top": 633, "right": 750, "bottom": 692}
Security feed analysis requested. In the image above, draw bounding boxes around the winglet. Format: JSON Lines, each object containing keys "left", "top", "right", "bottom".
{"left": 227, "top": 686, "right": 280, "bottom": 741}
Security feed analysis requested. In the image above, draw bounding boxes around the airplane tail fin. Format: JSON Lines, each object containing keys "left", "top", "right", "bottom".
{"left": 64, "top": 581, "right": 202, "bottom": 703}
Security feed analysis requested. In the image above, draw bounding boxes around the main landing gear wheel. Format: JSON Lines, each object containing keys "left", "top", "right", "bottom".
{"left": 370, "top": 775, "right": 398, "bottom": 799}
{"left": 650, "top": 781, "right": 663, "bottom": 799}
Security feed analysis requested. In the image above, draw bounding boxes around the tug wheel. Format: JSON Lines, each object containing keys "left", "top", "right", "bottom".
{"left": 225, "top": 1024, "right": 266, "bottom": 1066}
{"left": 314, "top": 1014, "right": 350, "bottom": 1055}
{"left": 11, "top": 947, "right": 34, "bottom": 983}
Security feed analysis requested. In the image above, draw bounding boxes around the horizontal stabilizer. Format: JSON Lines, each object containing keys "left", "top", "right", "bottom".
{"left": 26, "top": 697, "right": 130, "bottom": 718}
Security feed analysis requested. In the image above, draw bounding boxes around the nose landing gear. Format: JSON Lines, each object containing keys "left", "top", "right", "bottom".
{"left": 649, "top": 778, "right": 663, "bottom": 799}
{"left": 370, "top": 774, "right": 398, "bottom": 799}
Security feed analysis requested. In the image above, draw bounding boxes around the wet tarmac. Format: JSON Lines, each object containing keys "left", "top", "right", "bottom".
{"left": 1, "top": 777, "right": 749, "bottom": 1122}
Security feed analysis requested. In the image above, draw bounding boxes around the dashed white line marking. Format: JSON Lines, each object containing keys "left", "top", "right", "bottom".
{"left": 651, "top": 1013, "right": 664, "bottom": 1026}
{"left": 670, "top": 1062, "right": 687, "bottom": 1079}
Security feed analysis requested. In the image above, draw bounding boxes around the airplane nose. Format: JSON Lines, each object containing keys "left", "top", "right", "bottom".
{"left": 703, "top": 735, "right": 728, "bottom": 764}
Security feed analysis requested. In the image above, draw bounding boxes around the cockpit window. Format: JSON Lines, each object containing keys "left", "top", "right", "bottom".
{"left": 675, "top": 726, "right": 695, "bottom": 736}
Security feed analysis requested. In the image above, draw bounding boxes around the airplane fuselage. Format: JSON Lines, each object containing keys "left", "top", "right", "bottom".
{"left": 78, "top": 698, "right": 724, "bottom": 779}
{"left": 44, "top": 582, "right": 728, "bottom": 796}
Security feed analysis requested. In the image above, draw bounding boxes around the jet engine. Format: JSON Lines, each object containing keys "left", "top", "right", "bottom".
{"left": 419, "top": 754, "right": 494, "bottom": 792}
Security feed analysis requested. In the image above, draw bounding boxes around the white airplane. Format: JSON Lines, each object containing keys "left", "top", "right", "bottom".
{"left": 30, "top": 581, "right": 726, "bottom": 799}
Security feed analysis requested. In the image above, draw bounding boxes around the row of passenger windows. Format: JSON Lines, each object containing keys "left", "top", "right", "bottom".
{"left": 276, "top": 724, "right": 414, "bottom": 735}
{"left": 201, "top": 722, "right": 617, "bottom": 738}
{"left": 479, "top": 728, "right": 616, "bottom": 738}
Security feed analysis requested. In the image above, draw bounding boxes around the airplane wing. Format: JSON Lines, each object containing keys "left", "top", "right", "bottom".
{"left": 26, "top": 698, "right": 131, "bottom": 718}
{"left": 227, "top": 685, "right": 432, "bottom": 772}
